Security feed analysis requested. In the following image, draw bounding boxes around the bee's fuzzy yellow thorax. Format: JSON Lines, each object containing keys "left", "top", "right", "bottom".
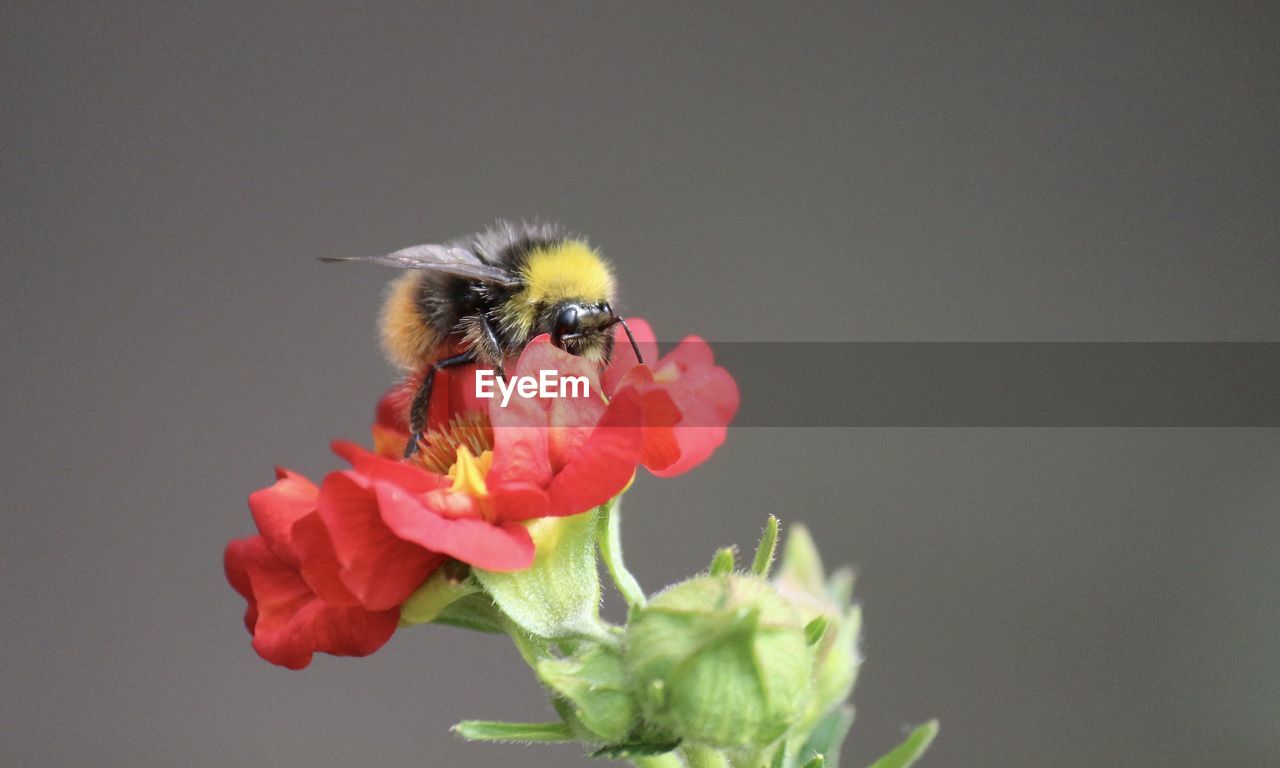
{"left": 519, "top": 241, "right": 615, "bottom": 306}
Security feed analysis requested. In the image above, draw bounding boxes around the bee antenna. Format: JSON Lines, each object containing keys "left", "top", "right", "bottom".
{"left": 616, "top": 316, "right": 645, "bottom": 365}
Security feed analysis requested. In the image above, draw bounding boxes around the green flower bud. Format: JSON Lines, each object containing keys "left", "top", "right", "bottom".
{"left": 773, "top": 524, "right": 863, "bottom": 749}
{"left": 624, "top": 574, "right": 815, "bottom": 749}
{"left": 537, "top": 645, "right": 636, "bottom": 743}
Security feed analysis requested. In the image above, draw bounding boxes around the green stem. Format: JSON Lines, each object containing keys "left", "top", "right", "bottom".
{"left": 501, "top": 616, "right": 550, "bottom": 667}
{"left": 596, "top": 498, "right": 647, "bottom": 612}
{"left": 568, "top": 614, "right": 622, "bottom": 650}
{"left": 682, "top": 745, "right": 731, "bottom": 768}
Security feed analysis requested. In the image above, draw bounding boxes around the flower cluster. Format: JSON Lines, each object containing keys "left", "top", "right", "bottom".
{"left": 225, "top": 312, "right": 936, "bottom": 768}
{"left": 225, "top": 319, "right": 738, "bottom": 669}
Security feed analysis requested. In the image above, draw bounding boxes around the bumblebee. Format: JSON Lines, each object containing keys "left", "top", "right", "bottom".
{"left": 323, "top": 220, "right": 643, "bottom": 457}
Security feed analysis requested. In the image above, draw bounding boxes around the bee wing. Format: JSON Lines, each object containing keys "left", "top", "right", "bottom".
{"left": 320, "top": 244, "right": 519, "bottom": 285}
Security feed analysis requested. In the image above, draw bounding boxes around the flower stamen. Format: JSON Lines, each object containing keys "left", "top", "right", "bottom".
{"left": 413, "top": 411, "right": 494, "bottom": 474}
{"left": 448, "top": 446, "right": 492, "bottom": 498}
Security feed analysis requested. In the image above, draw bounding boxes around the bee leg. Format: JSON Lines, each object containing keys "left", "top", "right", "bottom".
{"left": 404, "top": 349, "right": 478, "bottom": 459}
{"left": 477, "top": 315, "right": 507, "bottom": 380}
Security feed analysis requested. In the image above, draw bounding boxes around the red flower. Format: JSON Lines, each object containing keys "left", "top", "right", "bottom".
{"left": 601, "top": 318, "right": 740, "bottom": 477}
{"left": 320, "top": 338, "right": 652, "bottom": 607}
{"left": 375, "top": 318, "right": 738, "bottom": 478}
{"left": 224, "top": 469, "right": 401, "bottom": 669}
{"left": 227, "top": 318, "right": 737, "bottom": 668}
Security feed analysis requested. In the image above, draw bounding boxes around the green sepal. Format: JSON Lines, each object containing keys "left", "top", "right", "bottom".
{"left": 591, "top": 738, "right": 683, "bottom": 759}
{"left": 804, "top": 616, "right": 829, "bottom": 646}
{"left": 769, "top": 741, "right": 788, "bottom": 768}
{"left": 452, "top": 720, "right": 575, "bottom": 743}
{"left": 773, "top": 521, "right": 863, "bottom": 741}
{"left": 475, "top": 510, "right": 601, "bottom": 639}
{"left": 595, "top": 498, "right": 647, "bottom": 611}
{"left": 431, "top": 592, "right": 506, "bottom": 634}
{"left": 775, "top": 523, "right": 826, "bottom": 596}
{"left": 537, "top": 644, "right": 636, "bottom": 743}
{"left": 683, "top": 745, "right": 733, "bottom": 768}
{"left": 799, "top": 705, "right": 854, "bottom": 768}
{"left": 866, "top": 720, "right": 938, "bottom": 768}
{"left": 751, "top": 515, "right": 781, "bottom": 577}
{"left": 399, "top": 567, "right": 480, "bottom": 626}
{"left": 812, "top": 606, "right": 860, "bottom": 720}
{"left": 827, "top": 566, "right": 856, "bottom": 606}
{"left": 709, "top": 547, "right": 736, "bottom": 576}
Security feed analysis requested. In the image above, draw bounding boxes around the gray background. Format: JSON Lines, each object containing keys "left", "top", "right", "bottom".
{"left": 3, "top": 2, "right": 1278, "bottom": 766}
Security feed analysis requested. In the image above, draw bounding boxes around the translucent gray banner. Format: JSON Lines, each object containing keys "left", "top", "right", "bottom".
{"left": 715, "top": 342, "right": 1280, "bottom": 426}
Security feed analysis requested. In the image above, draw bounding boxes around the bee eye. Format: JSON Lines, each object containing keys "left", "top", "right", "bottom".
{"left": 553, "top": 306, "right": 579, "bottom": 342}
{"left": 600, "top": 302, "right": 612, "bottom": 315}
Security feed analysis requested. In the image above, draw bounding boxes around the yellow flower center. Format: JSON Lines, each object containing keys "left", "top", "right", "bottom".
{"left": 447, "top": 445, "right": 493, "bottom": 497}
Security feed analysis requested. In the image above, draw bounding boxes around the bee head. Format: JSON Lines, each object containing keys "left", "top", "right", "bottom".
{"left": 549, "top": 301, "right": 617, "bottom": 364}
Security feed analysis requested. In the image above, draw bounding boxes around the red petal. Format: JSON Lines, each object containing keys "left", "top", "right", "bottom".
{"left": 488, "top": 395, "right": 554, "bottom": 488}
{"left": 332, "top": 440, "right": 450, "bottom": 495}
{"left": 514, "top": 337, "right": 608, "bottom": 470}
{"left": 374, "top": 481, "right": 536, "bottom": 571}
{"left": 489, "top": 425, "right": 554, "bottom": 488}
{"left": 317, "top": 471, "right": 443, "bottom": 611}
{"left": 488, "top": 482, "right": 551, "bottom": 523}
{"left": 647, "top": 337, "right": 740, "bottom": 477}
{"left": 224, "top": 537, "right": 260, "bottom": 633}
{"left": 545, "top": 386, "right": 644, "bottom": 515}
{"left": 373, "top": 356, "right": 490, "bottom": 449}
{"left": 429, "top": 359, "right": 489, "bottom": 431}
{"left": 661, "top": 334, "right": 717, "bottom": 369}
{"left": 226, "top": 536, "right": 399, "bottom": 669}
{"left": 375, "top": 379, "right": 414, "bottom": 435}
{"left": 290, "top": 513, "right": 360, "bottom": 607}
{"left": 614, "top": 365, "right": 683, "bottom": 471}
{"left": 247, "top": 468, "right": 318, "bottom": 566}
{"left": 372, "top": 424, "right": 409, "bottom": 459}
{"left": 515, "top": 334, "right": 602, "bottom": 389}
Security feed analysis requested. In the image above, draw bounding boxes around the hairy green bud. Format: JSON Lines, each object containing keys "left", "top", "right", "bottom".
{"left": 773, "top": 524, "right": 863, "bottom": 756}
{"left": 623, "top": 574, "right": 815, "bottom": 749}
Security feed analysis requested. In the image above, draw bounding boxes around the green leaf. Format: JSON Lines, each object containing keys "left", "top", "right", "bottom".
{"left": 596, "top": 499, "right": 647, "bottom": 611}
{"left": 866, "top": 720, "right": 938, "bottom": 768}
{"left": 537, "top": 644, "right": 636, "bottom": 742}
{"left": 800, "top": 705, "right": 855, "bottom": 768}
{"left": 399, "top": 568, "right": 480, "bottom": 626}
{"left": 709, "top": 546, "right": 736, "bottom": 576}
{"left": 751, "top": 515, "right": 781, "bottom": 576}
{"left": 452, "top": 720, "right": 575, "bottom": 743}
{"left": 800, "top": 757, "right": 826, "bottom": 768}
{"left": 475, "top": 510, "right": 602, "bottom": 639}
